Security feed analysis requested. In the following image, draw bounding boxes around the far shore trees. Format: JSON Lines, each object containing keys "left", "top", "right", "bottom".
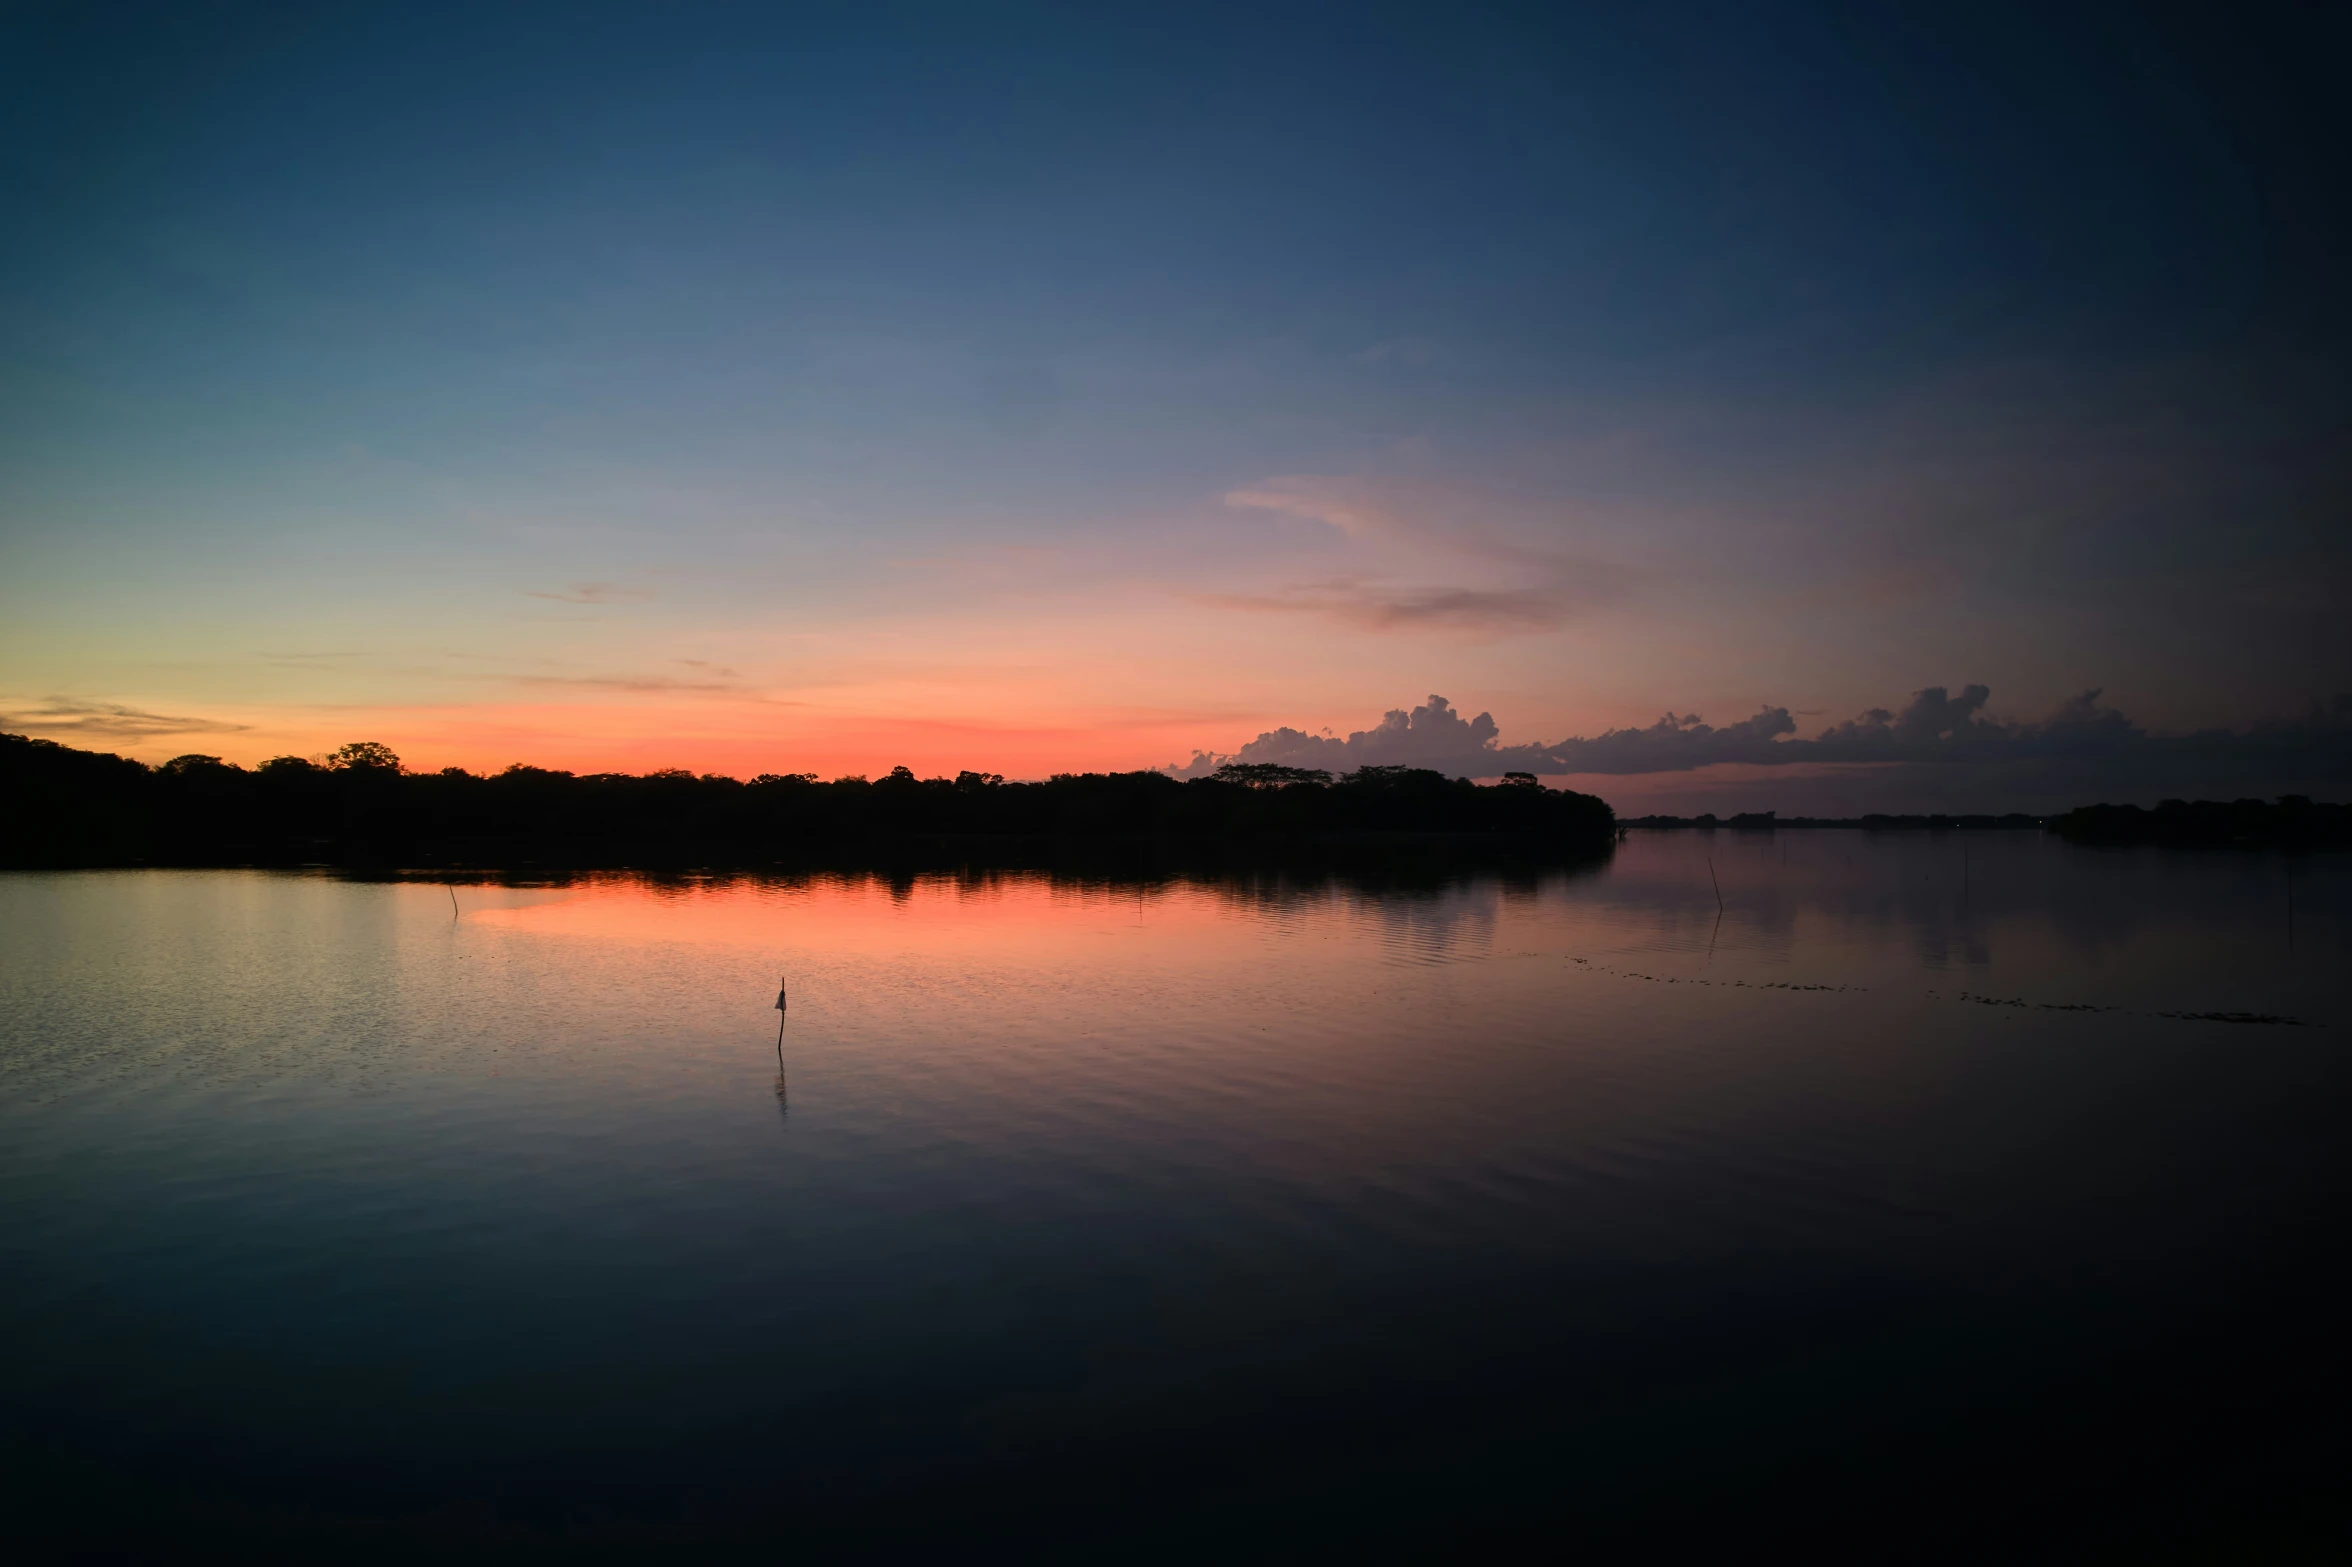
{"left": 0, "top": 731, "right": 1619, "bottom": 869}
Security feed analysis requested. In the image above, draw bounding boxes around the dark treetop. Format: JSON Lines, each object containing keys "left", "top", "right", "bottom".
{"left": 0, "top": 736, "right": 1616, "bottom": 870}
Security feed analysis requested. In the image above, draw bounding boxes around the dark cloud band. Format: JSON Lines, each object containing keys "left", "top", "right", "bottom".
{"left": 1172, "top": 688, "right": 2352, "bottom": 780}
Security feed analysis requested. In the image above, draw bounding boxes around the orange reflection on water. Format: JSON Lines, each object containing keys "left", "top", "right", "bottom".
{"left": 463, "top": 871, "right": 1333, "bottom": 974}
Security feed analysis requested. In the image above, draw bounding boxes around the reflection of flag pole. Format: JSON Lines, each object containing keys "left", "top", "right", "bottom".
{"left": 773, "top": 973, "right": 790, "bottom": 1112}
{"left": 1703, "top": 855, "right": 1723, "bottom": 965}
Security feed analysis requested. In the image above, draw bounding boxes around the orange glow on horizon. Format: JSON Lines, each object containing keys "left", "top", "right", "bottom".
{"left": 37, "top": 697, "right": 1911, "bottom": 815}
{"left": 90, "top": 699, "right": 1247, "bottom": 781}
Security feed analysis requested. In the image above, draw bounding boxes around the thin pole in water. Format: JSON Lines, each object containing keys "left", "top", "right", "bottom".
{"left": 448, "top": 883, "right": 459, "bottom": 919}
{"left": 1706, "top": 854, "right": 1724, "bottom": 912}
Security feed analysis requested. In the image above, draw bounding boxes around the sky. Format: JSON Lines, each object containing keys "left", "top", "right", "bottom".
{"left": 3, "top": 0, "right": 2347, "bottom": 811}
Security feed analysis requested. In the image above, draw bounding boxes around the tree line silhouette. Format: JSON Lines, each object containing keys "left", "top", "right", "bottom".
{"left": 1620, "top": 800, "right": 2347, "bottom": 844}
{"left": 0, "top": 734, "right": 1618, "bottom": 869}
{"left": 1600, "top": 801, "right": 2346, "bottom": 844}
{"left": 1621, "top": 810, "right": 2045, "bottom": 831}
{"left": 2049, "top": 796, "right": 2350, "bottom": 847}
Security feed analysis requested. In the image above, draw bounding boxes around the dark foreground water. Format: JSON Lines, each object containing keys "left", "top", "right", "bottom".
{"left": 3, "top": 833, "right": 2347, "bottom": 1558}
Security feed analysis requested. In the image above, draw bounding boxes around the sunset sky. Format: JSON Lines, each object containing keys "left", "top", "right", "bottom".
{"left": 4, "top": 2, "right": 2346, "bottom": 810}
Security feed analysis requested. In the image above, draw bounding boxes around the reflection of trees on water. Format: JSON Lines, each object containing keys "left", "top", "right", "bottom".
{"left": 480, "top": 856, "right": 1614, "bottom": 932}
{"left": 446, "top": 842, "right": 1614, "bottom": 909}
{"left": 1598, "top": 832, "right": 2349, "bottom": 974}
{"left": 416, "top": 844, "right": 2346, "bottom": 989}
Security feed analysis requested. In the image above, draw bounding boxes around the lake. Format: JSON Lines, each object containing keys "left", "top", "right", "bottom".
{"left": 3, "top": 832, "right": 2346, "bottom": 1557}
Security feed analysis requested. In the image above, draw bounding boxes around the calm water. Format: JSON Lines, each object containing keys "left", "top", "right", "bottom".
{"left": 3, "top": 833, "right": 2347, "bottom": 1556}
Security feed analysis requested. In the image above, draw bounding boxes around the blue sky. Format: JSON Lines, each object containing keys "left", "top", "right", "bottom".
{"left": 2, "top": 1, "right": 2345, "bottom": 806}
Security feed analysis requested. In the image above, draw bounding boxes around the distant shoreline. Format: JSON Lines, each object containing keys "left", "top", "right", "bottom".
{"left": 1, "top": 732, "right": 1616, "bottom": 871}
{"left": 6, "top": 732, "right": 2345, "bottom": 867}
{"left": 1622, "top": 812, "right": 2044, "bottom": 831}
{"left": 1629, "top": 800, "right": 2348, "bottom": 848}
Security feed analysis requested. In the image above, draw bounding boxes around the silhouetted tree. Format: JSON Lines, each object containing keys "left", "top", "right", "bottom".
{"left": 330, "top": 741, "right": 402, "bottom": 773}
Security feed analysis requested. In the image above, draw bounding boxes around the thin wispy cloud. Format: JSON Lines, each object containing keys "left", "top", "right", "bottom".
{"left": 1223, "top": 477, "right": 1402, "bottom": 540}
{"left": 1, "top": 699, "right": 251, "bottom": 741}
{"left": 512, "top": 674, "right": 740, "bottom": 694}
{"left": 1214, "top": 475, "right": 1636, "bottom": 636}
{"left": 1203, "top": 576, "right": 1598, "bottom": 634}
{"left": 522, "top": 582, "right": 657, "bottom": 605}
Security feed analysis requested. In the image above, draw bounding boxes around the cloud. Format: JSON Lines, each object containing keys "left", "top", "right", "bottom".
{"left": 1214, "top": 474, "right": 1633, "bottom": 635}
{"left": 1222, "top": 477, "right": 1401, "bottom": 540}
{"left": 1202, "top": 575, "right": 1605, "bottom": 634}
{"left": 1170, "top": 687, "right": 2352, "bottom": 780}
{"left": 512, "top": 674, "right": 740, "bottom": 694}
{"left": 1540, "top": 706, "right": 1804, "bottom": 773}
{"left": 522, "top": 582, "right": 656, "bottom": 605}
{"left": 0, "top": 699, "right": 251, "bottom": 741}
{"left": 1169, "top": 694, "right": 1511, "bottom": 777}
